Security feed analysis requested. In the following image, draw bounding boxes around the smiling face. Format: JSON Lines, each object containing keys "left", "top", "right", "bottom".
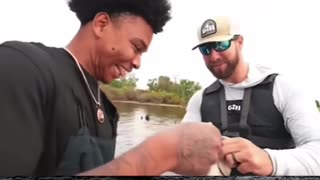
{"left": 92, "top": 13, "right": 153, "bottom": 83}
{"left": 201, "top": 36, "right": 243, "bottom": 80}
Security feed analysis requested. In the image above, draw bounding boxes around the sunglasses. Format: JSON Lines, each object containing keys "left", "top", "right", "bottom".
{"left": 199, "top": 35, "right": 239, "bottom": 56}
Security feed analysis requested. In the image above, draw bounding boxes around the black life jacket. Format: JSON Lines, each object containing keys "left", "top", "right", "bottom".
{"left": 201, "top": 74, "right": 294, "bottom": 149}
{"left": 201, "top": 74, "right": 295, "bottom": 175}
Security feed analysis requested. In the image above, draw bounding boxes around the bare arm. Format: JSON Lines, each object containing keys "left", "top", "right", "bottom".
{"left": 79, "top": 122, "right": 222, "bottom": 176}
{"left": 79, "top": 131, "right": 178, "bottom": 176}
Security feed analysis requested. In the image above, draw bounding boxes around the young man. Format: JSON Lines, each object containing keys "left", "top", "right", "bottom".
{"left": 182, "top": 16, "right": 320, "bottom": 175}
{"left": 0, "top": 0, "right": 223, "bottom": 176}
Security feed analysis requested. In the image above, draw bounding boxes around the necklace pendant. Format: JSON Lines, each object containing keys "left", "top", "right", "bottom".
{"left": 97, "top": 107, "right": 104, "bottom": 124}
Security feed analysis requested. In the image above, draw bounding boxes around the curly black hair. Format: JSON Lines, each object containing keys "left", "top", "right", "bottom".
{"left": 68, "top": 0, "right": 172, "bottom": 34}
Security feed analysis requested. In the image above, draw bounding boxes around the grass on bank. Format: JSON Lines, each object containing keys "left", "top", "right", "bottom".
{"left": 101, "top": 86, "right": 187, "bottom": 106}
{"left": 100, "top": 75, "right": 202, "bottom": 106}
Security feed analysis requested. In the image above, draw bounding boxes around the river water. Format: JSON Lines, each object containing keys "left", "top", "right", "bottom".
{"left": 113, "top": 102, "right": 186, "bottom": 175}
{"left": 114, "top": 102, "right": 186, "bottom": 157}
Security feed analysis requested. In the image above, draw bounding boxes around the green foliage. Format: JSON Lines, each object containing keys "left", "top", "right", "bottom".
{"left": 147, "top": 78, "right": 158, "bottom": 91}
{"left": 178, "top": 79, "right": 202, "bottom": 102}
{"left": 102, "top": 75, "right": 202, "bottom": 106}
{"left": 110, "top": 73, "right": 138, "bottom": 89}
{"left": 146, "top": 75, "right": 202, "bottom": 104}
{"left": 138, "top": 91, "right": 182, "bottom": 105}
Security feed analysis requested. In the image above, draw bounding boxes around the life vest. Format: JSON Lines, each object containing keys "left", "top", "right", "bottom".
{"left": 201, "top": 74, "right": 295, "bottom": 175}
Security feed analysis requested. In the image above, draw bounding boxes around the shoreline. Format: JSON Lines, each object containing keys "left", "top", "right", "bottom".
{"left": 111, "top": 100, "right": 186, "bottom": 108}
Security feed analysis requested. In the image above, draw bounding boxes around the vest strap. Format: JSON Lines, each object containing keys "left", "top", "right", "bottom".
{"left": 219, "top": 88, "right": 228, "bottom": 131}
{"left": 239, "top": 88, "right": 252, "bottom": 136}
{"left": 220, "top": 87, "right": 253, "bottom": 136}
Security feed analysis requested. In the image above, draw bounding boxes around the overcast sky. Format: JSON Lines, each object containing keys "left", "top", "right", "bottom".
{"left": 1, "top": 0, "right": 320, "bottom": 99}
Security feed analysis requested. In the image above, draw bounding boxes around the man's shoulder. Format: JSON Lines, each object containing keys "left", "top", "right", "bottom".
{"left": 187, "top": 88, "right": 205, "bottom": 107}
{"left": 274, "top": 73, "right": 316, "bottom": 97}
{"left": 192, "top": 88, "right": 206, "bottom": 98}
{"left": 0, "top": 40, "right": 56, "bottom": 63}
{"left": 0, "top": 41, "right": 64, "bottom": 88}
{"left": 2, "top": 40, "right": 64, "bottom": 71}
{"left": 1, "top": 40, "right": 57, "bottom": 56}
{"left": 272, "top": 73, "right": 297, "bottom": 90}
{"left": 1, "top": 40, "right": 48, "bottom": 51}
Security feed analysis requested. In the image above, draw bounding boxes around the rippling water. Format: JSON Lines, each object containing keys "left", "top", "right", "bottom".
{"left": 112, "top": 102, "right": 185, "bottom": 175}
{"left": 113, "top": 102, "right": 186, "bottom": 158}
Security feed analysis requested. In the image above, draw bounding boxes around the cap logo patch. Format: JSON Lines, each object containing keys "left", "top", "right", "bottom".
{"left": 201, "top": 19, "right": 217, "bottom": 38}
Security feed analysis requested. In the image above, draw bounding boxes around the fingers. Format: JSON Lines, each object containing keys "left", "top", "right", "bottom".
{"left": 221, "top": 142, "right": 240, "bottom": 155}
{"left": 224, "top": 154, "right": 238, "bottom": 168}
{"left": 206, "top": 123, "right": 222, "bottom": 137}
{"left": 223, "top": 150, "right": 247, "bottom": 166}
{"left": 173, "top": 122, "right": 225, "bottom": 176}
{"left": 202, "top": 123, "right": 225, "bottom": 170}
{"left": 222, "top": 137, "right": 244, "bottom": 146}
{"left": 224, "top": 152, "right": 252, "bottom": 174}
{"left": 221, "top": 137, "right": 264, "bottom": 175}
{"left": 221, "top": 137, "right": 248, "bottom": 156}
{"left": 232, "top": 153, "right": 241, "bottom": 163}
{"left": 207, "top": 149, "right": 220, "bottom": 165}
{"left": 237, "top": 162, "right": 251, "bottom": 174}
{"left": 202, "top": 123, "right": 223, "bottom": 161}
{"left": 232, "top": 151, "right": 248, "bottom": 163}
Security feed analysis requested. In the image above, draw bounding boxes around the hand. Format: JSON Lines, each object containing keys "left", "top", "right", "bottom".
{"left": 169, "top": 122, "right": 223, "bottom": 176}
{"left": 222, "top": 137, "right": 273, "bottom": 176}
{"left": 78, "top": 122, "right": 222, "bottom": 176}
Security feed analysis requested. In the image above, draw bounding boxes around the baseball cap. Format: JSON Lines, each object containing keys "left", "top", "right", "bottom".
{"left": 192, "top": 16, "right": 240, "bottom": 50}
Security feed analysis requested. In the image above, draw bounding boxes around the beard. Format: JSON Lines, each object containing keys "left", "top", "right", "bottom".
{"left": 206, "top": 51, "right": 239, "bottom": 80}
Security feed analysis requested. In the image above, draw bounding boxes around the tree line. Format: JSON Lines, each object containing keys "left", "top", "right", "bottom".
{"left": 102, "top": 74, "right": 320, "bottom": 110}
{"left": 101, "top": 74, "right": 202, "bottom": 106}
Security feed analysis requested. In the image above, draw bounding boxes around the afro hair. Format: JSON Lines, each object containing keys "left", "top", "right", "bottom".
{"left": 68, "top": 0, "right": 172, "bottom": 34}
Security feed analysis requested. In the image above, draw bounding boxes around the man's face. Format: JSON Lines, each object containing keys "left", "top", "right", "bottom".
{"left": 200, "top": 36, "right": 242, "bottom": 80}
{"left": 94, "top": 14, "right": 153, "bottom": 83}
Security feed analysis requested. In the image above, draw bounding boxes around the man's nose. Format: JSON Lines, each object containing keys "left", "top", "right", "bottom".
{"left": 208, "top": 49, "right": 221, "bottom": 62}
{"left": 132, "top": 55, "right": 141, "bottom": 69}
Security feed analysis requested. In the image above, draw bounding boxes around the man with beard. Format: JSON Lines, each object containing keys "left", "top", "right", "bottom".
{"left": 181, "top": 16, "right": 320, "bottom": 176}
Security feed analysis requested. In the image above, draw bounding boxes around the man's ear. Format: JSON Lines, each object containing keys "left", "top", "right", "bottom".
{"left": 92, "top": 12, "right": 112, "bottom": 38}
{"left": 237, "top": 35, "right": 244, "bottom": 50}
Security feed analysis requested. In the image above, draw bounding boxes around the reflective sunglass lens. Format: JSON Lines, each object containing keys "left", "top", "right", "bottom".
{"left": 215, "top": 41, "right": 230, "bottom": 51}
{"left": 199, "top": 45, "right": 211, "bottom": 55}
